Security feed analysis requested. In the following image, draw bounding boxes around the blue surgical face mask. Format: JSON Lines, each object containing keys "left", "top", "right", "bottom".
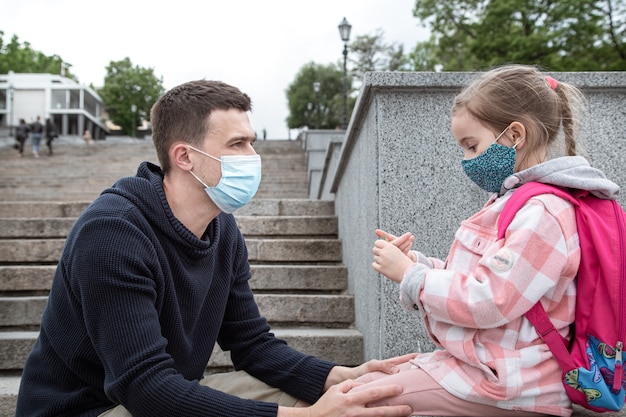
{"left": 461, "top": 126, "right": 522, "bottom": 193}
{"left": 188, "top": 146, "right": 262, "bottom": 213}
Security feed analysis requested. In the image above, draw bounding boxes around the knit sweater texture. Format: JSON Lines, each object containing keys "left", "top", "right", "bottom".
{"left": 16, "top": 162, "right": 335, "bottom": 417}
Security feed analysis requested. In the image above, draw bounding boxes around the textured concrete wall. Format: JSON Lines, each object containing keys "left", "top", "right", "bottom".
{"left": 331, "top": 71, "right": 626, "bottom": 361}
{"left": 299, "top": 130, "right": 346, "bottom": 200}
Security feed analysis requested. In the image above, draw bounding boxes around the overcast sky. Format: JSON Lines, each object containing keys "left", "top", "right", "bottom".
{"left": 3, "top": 0, "right": 429, "bottom": 139}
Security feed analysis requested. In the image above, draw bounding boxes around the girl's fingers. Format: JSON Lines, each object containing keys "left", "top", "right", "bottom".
{"left": 375, "top": 229, "right": 397, "bottom": 241}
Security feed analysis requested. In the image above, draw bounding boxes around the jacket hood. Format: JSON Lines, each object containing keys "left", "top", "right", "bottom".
{"left": 501, "top": 156, "right": 620, "bottom": 200}
{"left": 97, "top": 161, "right": 221, "bottom": 258}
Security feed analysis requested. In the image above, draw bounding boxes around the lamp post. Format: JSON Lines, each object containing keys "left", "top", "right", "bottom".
{"left": 307, "top": 102, "right": 313, "bottom": 128}
{"left": 131, "top": 104, "right": 137, "bottom": 138}
{"left": 338, "top": 17, "right": 351, "bottom": 130}
{"left": 313, "top": 81, "right": 321, "bottom": 129}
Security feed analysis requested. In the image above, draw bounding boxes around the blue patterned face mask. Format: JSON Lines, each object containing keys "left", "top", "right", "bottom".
{"left": 461, "top": 126, "right": 521, "bottom": 193}
{"left": 188, "top": 146, "right": 262, "bottom": 213}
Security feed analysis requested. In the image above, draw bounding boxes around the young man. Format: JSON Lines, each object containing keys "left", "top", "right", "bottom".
{"left": 16, "top": 80, "right": 413, "bottom": 417}
{"left": 30, "top": 115, "right": 44, "bottom": 158}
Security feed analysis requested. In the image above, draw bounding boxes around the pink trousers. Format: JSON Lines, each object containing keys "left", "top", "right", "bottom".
{"left": 352, "top": 362, "right": 550, "bottom": 417}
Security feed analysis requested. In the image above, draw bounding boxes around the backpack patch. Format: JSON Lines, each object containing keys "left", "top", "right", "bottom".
{"left": 498, "top": 181, "right": 625, "bottom": 413}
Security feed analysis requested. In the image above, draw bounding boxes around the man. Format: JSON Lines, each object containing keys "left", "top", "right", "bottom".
{"left": 44, "top": 117, "right": 57, "bottom": 155}
{"left": 16, "top": 80, "right": 413, "bottom": 417}
{"left": 30, "top": 115, "right": 44, "bottom": 158}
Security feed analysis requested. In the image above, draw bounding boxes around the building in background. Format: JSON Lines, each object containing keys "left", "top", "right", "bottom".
{"left": 0, "top": 71, "right": 108, "bottom": 140}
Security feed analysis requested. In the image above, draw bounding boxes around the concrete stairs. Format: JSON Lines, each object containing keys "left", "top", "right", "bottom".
{"left": 0, "top": 137, "right": 361, "bottom": 415}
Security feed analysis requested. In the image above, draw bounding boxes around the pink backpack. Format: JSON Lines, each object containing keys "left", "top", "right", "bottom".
{"left": 498, "top": 181, "right": 625, "bottom": 412}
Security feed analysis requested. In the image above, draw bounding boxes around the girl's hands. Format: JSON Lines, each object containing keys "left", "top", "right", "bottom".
{"left": 372, "top": 230, "right": 416, "bottom": 283}
{"left": 324, "top": 353, "right": 418, "bottom": 390}
{"left": 374, "top": 229, "right": 416, "bottom": 262}
{"left": 348, "top": 353, "right": 418, "bottom": 380}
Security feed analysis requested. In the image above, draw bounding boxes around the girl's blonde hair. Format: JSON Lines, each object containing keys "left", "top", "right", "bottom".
{"left": 452, "top": 64, "right": 586, "bottom": 164}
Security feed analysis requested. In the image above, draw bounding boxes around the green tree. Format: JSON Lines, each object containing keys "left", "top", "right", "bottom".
{"left": 285, "top": 61, "right": 353, "bottom": 130}
{"left": 0, "top": 31, "right": 77, "bottom": 80}
{"left": 97, "top": 58, "right": 165, "bottom": 136}
{"left": 407, "top": 35, "right": 442, "bottom": 71}
{"left": 411, "top": 0, "right": 626, "bottom": 71}
{"left": 349, "top": 29, "right": 411, "bottom": 85}
{"left": 287, "top": 31, "right": 412, "bottom": 129}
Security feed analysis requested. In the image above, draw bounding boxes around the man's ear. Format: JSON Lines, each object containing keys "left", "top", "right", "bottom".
{"left": 509, "top": 121, "right": 527, "bottom": 148}
{"left": 171, "top": 143, "right": 193, "bottom": 172}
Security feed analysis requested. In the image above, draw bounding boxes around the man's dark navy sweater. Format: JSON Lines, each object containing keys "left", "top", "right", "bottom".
{"left": 16, "top": 162, "right": 335, "bottom": 417}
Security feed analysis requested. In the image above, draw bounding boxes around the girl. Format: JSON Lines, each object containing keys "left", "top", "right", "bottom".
{"left": 356, "top": 64, "right": 620, "bottom": 417}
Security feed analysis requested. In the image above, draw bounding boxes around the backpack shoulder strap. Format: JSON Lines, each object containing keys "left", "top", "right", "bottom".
{"left": 498, "top": 181, "right": 578, "bottom": 371}
{"left": 497, "top": 182, "right": 577, "bottom": 240}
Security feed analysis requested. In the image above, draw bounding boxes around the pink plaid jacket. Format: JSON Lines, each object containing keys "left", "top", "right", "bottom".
{"left": 400, "top": 192, "right": 579, "bottom": 417}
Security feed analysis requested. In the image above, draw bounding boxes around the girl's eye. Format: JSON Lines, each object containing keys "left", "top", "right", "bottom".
{"left": 467, "top": 145, "right": 476, "bottom": 152}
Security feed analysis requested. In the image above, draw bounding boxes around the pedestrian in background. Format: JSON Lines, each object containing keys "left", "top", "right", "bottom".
{"left": 83, "top": 129, "right": 94, "bottom": 145}
{"left": 45, "top": 118, "right": 57, "bottom": 156}
{"left": 30, "top": 116, "right": 43, "bottom": 158}
{"left": 14, "top": 119, "right": 30, "bottom": 158}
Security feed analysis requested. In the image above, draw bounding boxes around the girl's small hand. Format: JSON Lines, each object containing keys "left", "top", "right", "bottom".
{"left": 323, "top": 353, "right": 418, "bottom": 391}
{"left": 372, "top": 239, "right": 414, "bottom": 283}
{"left": 350, "top": 353, "right": 418, "bottom": 380}
{"left": 375, "top": 229, "right": 416, "bottom": 261}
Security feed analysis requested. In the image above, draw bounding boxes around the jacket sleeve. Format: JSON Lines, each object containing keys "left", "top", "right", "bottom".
{"left": 400, "top": 196, "right": 578, "bottom": 329}
{"left": 217, "top": 231, "right": 335, "bottom": 404}
{"left": 70, "top": 217, "right": 284, "bottom": 417}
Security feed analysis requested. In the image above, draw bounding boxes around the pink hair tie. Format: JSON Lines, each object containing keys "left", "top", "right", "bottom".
{"left": 545, "top": 75, "right": 558, "bottom": 91}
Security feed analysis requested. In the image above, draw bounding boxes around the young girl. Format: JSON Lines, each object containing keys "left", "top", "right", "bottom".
{"left": 355, "top": 64, "right": 620, "bottom": 417}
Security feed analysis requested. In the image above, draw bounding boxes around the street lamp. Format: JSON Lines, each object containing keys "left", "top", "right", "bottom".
{"left": 338, "top": 17, "right": 351, "bottom": 130}
{"left": 131, "top": 104, "right": 137, "bottom": 138}
{"left": 313, "top": 81, "right": 321, "bottom": 129}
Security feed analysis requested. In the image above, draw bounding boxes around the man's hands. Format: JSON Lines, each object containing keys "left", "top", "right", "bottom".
{"left": 278, "top": 379, "right": 413, "bottom": 417}
{"left": 312, "top": 379, "right": 413, "bottom": 417}
{"left": 372, "top": 229, "right": 416, "bottom": 283}
{"left": 277, "top": 354, "right": 417, "bottom": 416}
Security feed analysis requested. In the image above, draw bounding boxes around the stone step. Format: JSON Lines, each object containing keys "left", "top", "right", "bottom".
{"left": 0, "top": 199, "right": 335, "bottom": 218}
{"left": 0, "top": 139, "right": 308, "bottom": 203}
{"left": 0, "top": 163, "right": 307, "bottom": 183}
{"left": 246, "top": 238, "right": 342, "bottom": 262}
{"left": 0, "top": 294, "right": 355, "bottom": 328}
{"left": 0, "top": 327, "right": 363, "bottom": 371}
{"left": 0, "top": 216, "right": 338, "bottom": 238}
{"left": 0, "top": 183, "right": 309, "bottom": 201}
{"left": 0, "top": 202, "right": 90, "bottom": 218}
{"left": 0, "top": 264, "right": 348, "bottom": 293}
{"left": 0, "top": 238, "right": 342, "bottom": 264}
{"left": 0, "top": 218, "right": 76, "bottom": 238}
{"left": 252, "top": 140, "right": 305, "bottom": 153}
